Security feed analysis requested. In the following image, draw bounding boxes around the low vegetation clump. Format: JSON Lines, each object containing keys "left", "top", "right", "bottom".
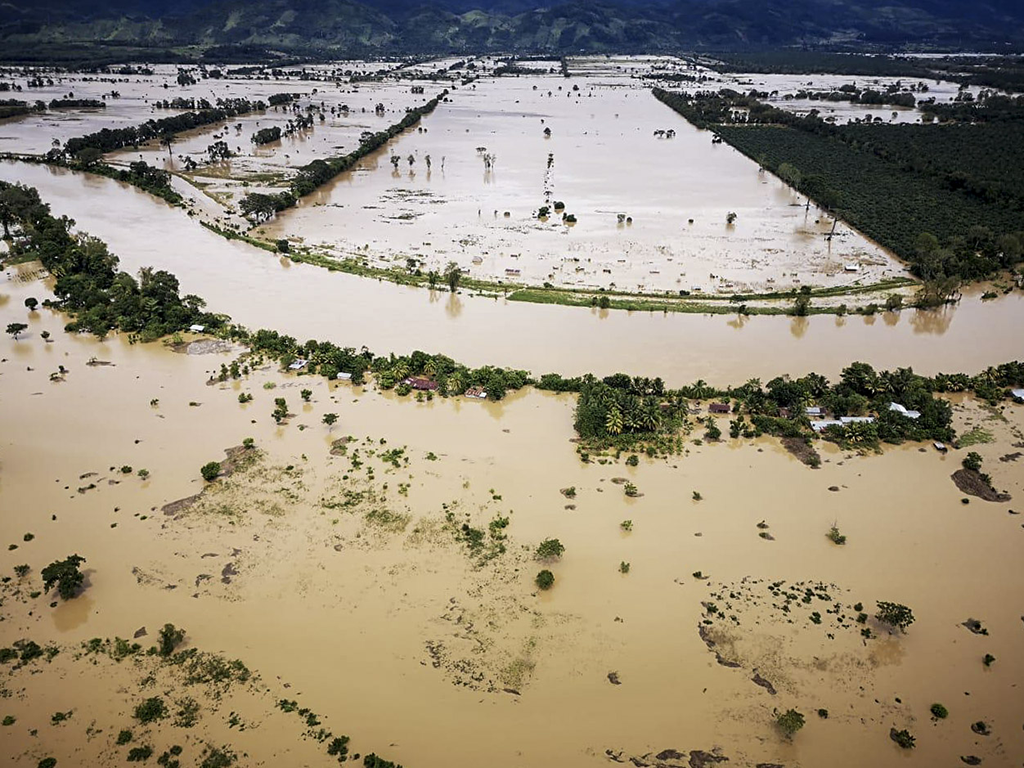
{"left": 201, "top": 462, "right": 221, "bottom": 482}
{"left": 776, "top": 708, "right": 805, "bottom": 739}
{"left": 891, "top": 728, "right": 916, "bottom": 749}
{"left": 535, "top": 539, "right": 565, "bottom": 561}
{"left": 827, "top": 525, "right": 847, "bottom": 545}
{"left": 535, "top": 570, "right": 555, "bottom": 590}
{"left": 134, "top": 697, "right": 167, "bottom": 724}
{"left": 930, "top": 703, "right": 948, "bottom": 719}
{"left": 158, "top": 624, "right": 186, "bottom": 657}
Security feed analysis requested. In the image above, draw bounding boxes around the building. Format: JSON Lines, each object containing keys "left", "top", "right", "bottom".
{"left": 464, "top": 386, "right": 487, "bottom": 400}
{"left": 404, "top": 376, "right": 438, "bottom": 391}
{"left": 288, "top": 358, "right": 308, "bottom": 371}
{"left": 889, "top": 402, "right": 921, "bottom": 419}
{"left": 810, "top": 419, "right": 843, "bottom": 433}
{"left": 188, "top": 324, "right": 205, "bottom": 333}
{"left": 1012, "top": 388, "right": 1024, "bottom": 402}
{"left": 708, "top": 402, "right": 731, "bottom": 414}
{"left": 805, "top": 406, "right": 824, "bottom": 417}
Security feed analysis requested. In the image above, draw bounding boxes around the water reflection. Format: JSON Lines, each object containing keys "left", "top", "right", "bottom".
{"left": 910, "top": 306, "right": 954, "bottom": 335}
{"left": 790, "top": 316, "right": 809, "bottom": 339}
{"left": 445, "top": 293, "right": 463, "bottom": 318}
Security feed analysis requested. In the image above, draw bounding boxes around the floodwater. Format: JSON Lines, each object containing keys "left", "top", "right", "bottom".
{"left": 2, "top": 269, "right": 1023, "bottom": 767}
{"left": 3, "top": 160, "right": 1023, "bottom": 387}
{"left": 257, "top": 71, "right": 902, "bottom": 294}
{"left": 3, "top": 59, "right": 906, "bottom": 294}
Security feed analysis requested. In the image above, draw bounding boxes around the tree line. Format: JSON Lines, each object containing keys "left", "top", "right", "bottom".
{"left": 0, "top": 181, "right": 221, "bottom": 340}
{"left": 239, "top": 94, "right": 443, "bottom": 222}
{"left": 3, "top": 180, "right": 1022, "bottom": 421}
{"left": 59, "top": 97, "right": 266, "bottom": 157}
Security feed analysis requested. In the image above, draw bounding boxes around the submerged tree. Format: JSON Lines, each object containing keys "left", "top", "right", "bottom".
{"left": 41, "top": 554, "right": 86, "bottom": 600}
{"left": 876, "top": 601, "right": 915, "bottom": 633}
{"left": 443, "top": 261, "right": 462, "bottom": 293}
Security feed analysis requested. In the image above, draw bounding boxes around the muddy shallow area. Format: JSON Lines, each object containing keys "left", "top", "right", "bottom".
{"left": 2, "top": 264, "right": 1024, "bottom": 768}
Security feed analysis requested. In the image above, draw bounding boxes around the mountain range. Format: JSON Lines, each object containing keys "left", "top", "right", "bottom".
{"left": 2, "top": 0, "right": 1023, "bottom": 59}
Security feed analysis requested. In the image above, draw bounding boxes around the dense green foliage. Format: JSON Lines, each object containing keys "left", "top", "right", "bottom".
{"left": 876, "top": 601, "right": 915, "bottom": 632}
{"left": 41, "top": 554, "right": 86, "bottom": 600}
{"left": 776, "top": 708, "right": 805, "bottom": 738}
{"left": 653, "top": 88, "right": 1024, "bottom": 281}
{"left": 239, "top": 96, "right": 441, "bottom": 220}
{"left": 535, "top": 569, "right": 555, "bottom": 590}
{"left": 556, "top": 360, "right": 1024, "bottom": 450}
{"left": 0, "top": 181, "right": 222, "bottom": 339}
{"left": 251, "top": 126, "right": 282, "bottom": 145}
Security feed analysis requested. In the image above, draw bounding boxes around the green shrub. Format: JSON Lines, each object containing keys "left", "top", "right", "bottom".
{"left": 117, "top": 729, "right": 133, "bottom": 744}
{"left": 891, "top": 729, "right": 915, "bottom": 749}
{"left": 930, "top": 703, "right": 948, "bottom": 719}
{"left": 776, "top": 708, "right": 805, "bottom": 738}
{"left": 962, "top": 451, "right": 983, "bottom": 471}
{"left": 535, "top": 570, "right": 555, "bottom": 590}
{"left": 134, "top": 697, "right": 166, "bottom": 724}
{"left": 127, "top": 746, "right": 152, "bottom": 762}
{"left": 200, "top": 462, "right": 221, "bottom": 482}
{"left": 535, "top": 539, "right": 565, "bottom": 560}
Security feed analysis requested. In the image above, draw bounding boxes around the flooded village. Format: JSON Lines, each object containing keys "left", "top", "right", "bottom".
{"left": 2, "top": 42, "right": 1024, "bottom": 768}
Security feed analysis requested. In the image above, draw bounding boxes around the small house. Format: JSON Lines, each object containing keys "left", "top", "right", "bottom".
{"left": 840, "top": 416, "right": 875, "bottom": 425}
{"left": 404, "top": 376, "right": 438, "bottom": 391}
{"left": 805, "top": 406, "right": 824, "bottom": 417}
{"left": 889, "top": 402, "right": 921, "bottom": 419}
{"left": 810, "top": 419, "right": 843, "bottom": 433}
{"left": 708, "top": 402, "right": 730, "bottom": 414}
{"left": 188, "top": 324, "right": 205, "bottom": 333}
{"left": 288, "top": 358, "right": 308, "bottom": 371}
{"left": 843, "top": 264, "right": 860, "bottom": 273}
{"left": 1012, "top": 388, "right": 1024, "bottom": 402}
{"left": 337, "top": 372, "right": 353, "bottom": 381}
{"left": 464, "top": 386, "right": 487, "bottom": 400}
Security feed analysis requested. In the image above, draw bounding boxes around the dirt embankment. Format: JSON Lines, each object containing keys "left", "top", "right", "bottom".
{"left": 951, "top": 468, "right": 1012, "bottom": 502}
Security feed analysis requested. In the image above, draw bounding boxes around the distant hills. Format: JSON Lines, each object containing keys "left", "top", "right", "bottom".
{"left": 2, "top": 0, "right": 1023, "bottom": 61}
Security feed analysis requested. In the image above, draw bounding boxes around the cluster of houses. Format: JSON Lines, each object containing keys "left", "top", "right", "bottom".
{"left": 404, "top": 376, "right": 487, "bottom": 399}
{"left": 808, "top": 402, "right": 920, "bottom": 433}
{"left": 702, "top": 400, "right": 924, "bottom": 434}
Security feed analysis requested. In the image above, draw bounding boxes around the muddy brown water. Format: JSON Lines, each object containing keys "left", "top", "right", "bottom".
{"left": 3, "top": 160, "right": 1023, "bottom": 387}
{"left": 2, "top": 273, "right": 1023, "bottom": 767}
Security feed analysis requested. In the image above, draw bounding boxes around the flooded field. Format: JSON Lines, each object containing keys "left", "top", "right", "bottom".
{"left": 2, "top": 266, "right": 1023, "bottom": 768}
{"left": 4, "top": 160, "right": 1024, "bottom": 387}
{"left": 3, "top": 58, "right": 910, "bottom": 296}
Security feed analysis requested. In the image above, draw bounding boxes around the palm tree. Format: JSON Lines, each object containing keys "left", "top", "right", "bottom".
{"left": 605, "top": 408, "right": 623, "bottom": 436}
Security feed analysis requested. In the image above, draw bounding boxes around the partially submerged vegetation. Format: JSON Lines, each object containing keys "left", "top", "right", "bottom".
{"left": 653, "top": 88, "right": 1024, "bottom": 286}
